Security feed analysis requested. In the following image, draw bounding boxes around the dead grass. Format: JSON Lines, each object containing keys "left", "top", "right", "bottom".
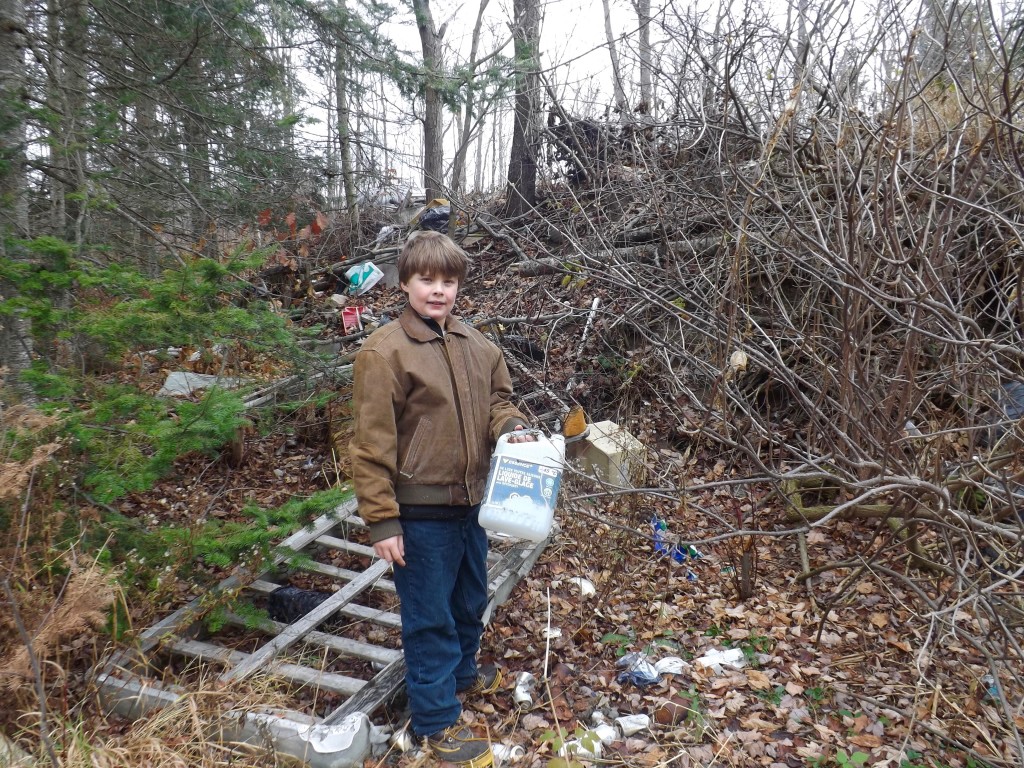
{"left": 0, "top": 563, "right": 116, "bottom": 691}
{"left": 10, "top": 666, "right": 306, "bottom": 767}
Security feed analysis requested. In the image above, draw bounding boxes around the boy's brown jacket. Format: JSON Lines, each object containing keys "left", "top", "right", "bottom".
{"left": 349, "top": 305, "right": 528, "bottom": 542}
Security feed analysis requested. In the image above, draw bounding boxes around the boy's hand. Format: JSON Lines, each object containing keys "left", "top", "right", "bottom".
{"left": 374, "top": 535, "right": 406, "bottom": 567}
{"left": 508, "top": 425, "right": 538, "bottom": 443}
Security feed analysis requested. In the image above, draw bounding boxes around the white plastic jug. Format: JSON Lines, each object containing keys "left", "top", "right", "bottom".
{"left": 479, "top": 431, "right": 565, "bottom": 541}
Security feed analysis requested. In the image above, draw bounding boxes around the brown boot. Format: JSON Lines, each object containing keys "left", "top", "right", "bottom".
{"left": 458, "top": 663, "right": 503, "bottom": 696}
{"left": 425, "top": 725, "right": 493, "bottom": 768}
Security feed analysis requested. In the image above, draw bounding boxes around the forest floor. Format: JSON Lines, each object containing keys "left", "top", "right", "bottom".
{"left": 2, "top": 221, "right": 1016, "bottom": 768}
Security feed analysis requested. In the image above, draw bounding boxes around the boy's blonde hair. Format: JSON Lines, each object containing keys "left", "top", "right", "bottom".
{"left": 398, "top": 231, "right": 469, "bottom": 285}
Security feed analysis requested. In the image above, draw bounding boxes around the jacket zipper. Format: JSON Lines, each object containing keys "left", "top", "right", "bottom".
{"left": 440, "top": 336, "right": 472, "bottom": 497}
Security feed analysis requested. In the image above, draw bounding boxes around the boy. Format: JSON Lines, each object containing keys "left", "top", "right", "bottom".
{"left": 349, "top": 230, "right": 534, "bottom": 767}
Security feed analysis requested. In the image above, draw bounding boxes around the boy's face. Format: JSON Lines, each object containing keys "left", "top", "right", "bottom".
{"left": 401, "top": 271, "right": 459, "bottom": 324}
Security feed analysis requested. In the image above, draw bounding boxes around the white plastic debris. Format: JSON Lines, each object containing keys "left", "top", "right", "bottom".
{"left": 593, "top": 723, "right": 618, "bottom": 745}
{"left": 237, "top": 710, "right": 370, "bottom": 755}
{"left": 728, "top": 349, "right": 748, "bottom": 374}
{"left": 389, "top": 724, "right": 415, "bottom": 752}
{"left": 560, "top": 735, "right": 602, "bottom": 760}
{"left": 654, "top": 656, "right": 690, "bottom": 675}
{"left": 157, "top": 371, "right": 242, "bottom": 397}
{"left": 329, "top": 293, "right": 347, "bottom": 307}
{"left": 492, "top": 743, "right": 527, "bottom": 764}
{"left": 615, "top": 714, "right": 651, "bottom": 737}
{"left": 346, "top": 262, "right": 384, "bottom": 295}
{"left": 513, "top": 671, "right": 536, "bottom": 709}
{"left": 541, "top": 627, "right": 562, "bottom": 639}
{"left": 695, "top": 647, "right": 746, "bottom": 673}
{"left": 567, "top": 576, "right": 596, "bottom": 597}
{"left": 368, "top": 724, "right": 391, "bottom": 748}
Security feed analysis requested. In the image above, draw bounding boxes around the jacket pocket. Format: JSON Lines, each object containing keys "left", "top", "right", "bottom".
{"left": 398, "top": 417, "right": 432, "bottom": 478}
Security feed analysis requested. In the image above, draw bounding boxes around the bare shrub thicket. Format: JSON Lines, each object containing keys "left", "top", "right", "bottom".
{"left": 507, "top": 0, "right": 1024, "bottom": 761}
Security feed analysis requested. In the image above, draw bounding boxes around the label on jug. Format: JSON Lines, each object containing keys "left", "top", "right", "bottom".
{"left": 485, "top": 456, "right": 559, "bottom": 512}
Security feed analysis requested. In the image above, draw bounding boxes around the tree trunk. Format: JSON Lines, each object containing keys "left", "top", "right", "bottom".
{"left": 60, "top": 0, "right": 88, "bottom": 245}
{"left": 631, "top": 0, "right": 652, "bottom": 110}
{"left": 134, "top": 89, "right": 162, "bottom": 276}
{"left": 473, "top": 112, "right": 485, "bottom": 193}
{"left": 412, "top": 0, "right": 444, "bottom": 202}
{"left": 504, "top": 0, "right": 540, "bottom": 217}
{"left": 0, "top": 0, "right": 35, "bottom": 399}
{"left": 335, "top": 33, "right": 359, "bottom": 237}
{"left": 601, "top": 0, "right": 628, "bottom": 113}
{"left": 450, "top": 0, "right": 489, "bottom": 197}
{"left": 489, "top": 106, "right": 500, "bottom": 190}
{"left": 182, "top": 96, "right": 215, "bottom": 256}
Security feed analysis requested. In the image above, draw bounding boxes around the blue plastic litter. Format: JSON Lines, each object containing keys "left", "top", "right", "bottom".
{"left": 615, "top": 651, "right": 661, "bottom": 687}
{"left": 651, "top": 515, "right": 704, "bottom": 563}
{"left": 982, "top": 674, "right": 1000, "bottom": 699}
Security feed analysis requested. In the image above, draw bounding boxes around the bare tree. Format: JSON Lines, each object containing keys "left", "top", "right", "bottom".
{"left": 631, "top": 0, "right": 653, "bottom": 110}
{"left": 504, "top": 0, "right": 540, "bottom": 216}
{"left": 449, "top": 0, "right": 492, "bottom": 197}
{"left": 335, "top": 37, "right": 360, "bottom": 234}
{"left": 412, "top": 0, "right": 445, "bottom": 202}
{"left": 601, "top": 0, "right": 628, "bottom": 113}
{"left": 522, "top": 0, "right": 1024, "bottom": 759}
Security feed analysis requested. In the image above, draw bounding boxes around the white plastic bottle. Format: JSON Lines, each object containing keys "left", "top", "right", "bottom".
{"left": 479, "top": 431, "right": 565, "bottom": 541}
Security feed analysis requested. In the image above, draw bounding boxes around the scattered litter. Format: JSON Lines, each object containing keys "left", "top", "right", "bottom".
{"left": 346, "top": 261, "right": 384, "bottom": 295}
{"left": 615, "top": 714, "right": 651, "bottom": 736}
{"left": 653, "top": 656, "right": 689, "bottom": 675}
{"left": 567, "top": 576, "right": 596, "bottom": 597}
{"left": 267, "top": 585, "right": 332, "bottom": 623}
{"left": 329, "top": 293, "right": 347, "bottom": 308}
{"left": 368, "top": 723, "right": 392, "bottom": 754}
{"left": 615, "top": 651, "right": 661, "bottom": 687}
{"left": 375, "top": 224, "right": 401, "bottom": 243}
{"left": 389, "top": 724, "right": 414, "bottom": 752}
{"left": 342, "top": 305, "right": 364, "bottom": 334}
{"left": 981, "top": 674, "right": 1000, "bottom": 700}
{"left": 157, "top": 371, "right": 243, "bottom": 397}
{"left": 492, "top": 743, "right": 527, "bottom": 764}
{"left": 541, "top": 627, "right": 562, "bottom": 639}
{"left": 592, "top": 723, "right": 618, "bottom": 745}
{"left": 903, "top": 419, "right": 924, "bottom": 438}
{"left": 236, "top": 710, "right": 370, "bottom": 755}
{"left": 560, "top": 735, "right": 602, "bottom": 760}
{"left": 650, "top": 515, "right": 703, "bottom": 563}
{"left": 513, "top": 671, "right": 536, "bottom": 709}
{"left": 413, "top": 199, "right": 451, "bottom": 232}
{"left": 695, "top": 647, "right": 746, "bottom": 673}
{"left": 728, "top": 349, "right": 748, "bottom": 374}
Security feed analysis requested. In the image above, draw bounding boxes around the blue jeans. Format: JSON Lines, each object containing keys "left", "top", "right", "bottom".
{"left": 392, "top": 508, "right": 488, "bottom": 738}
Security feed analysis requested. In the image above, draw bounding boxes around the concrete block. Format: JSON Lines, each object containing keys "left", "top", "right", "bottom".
{"left": 572, "top": 420, "right": 646, "bottom": 486}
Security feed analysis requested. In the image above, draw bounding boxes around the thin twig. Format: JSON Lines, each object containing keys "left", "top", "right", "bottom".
{"left": 2, "top": 579, "right": 60, "bottom": 768}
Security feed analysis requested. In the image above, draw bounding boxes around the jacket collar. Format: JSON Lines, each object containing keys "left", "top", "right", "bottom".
{"left": 398, "top": 303, "right": 471, "bottom": 342}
